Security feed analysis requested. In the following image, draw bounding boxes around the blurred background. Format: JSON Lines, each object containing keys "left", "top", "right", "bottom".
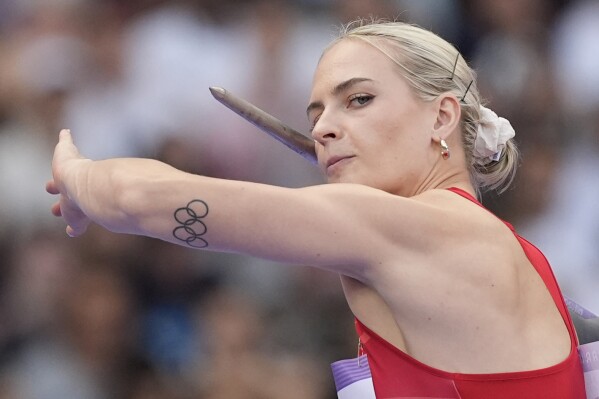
{"left": 0, "top": 0, "right": 598, "bottom": 397}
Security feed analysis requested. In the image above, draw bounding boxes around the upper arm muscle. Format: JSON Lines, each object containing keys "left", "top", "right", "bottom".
{"left": 193, "top": 181, "right": 445, "bottom": 279}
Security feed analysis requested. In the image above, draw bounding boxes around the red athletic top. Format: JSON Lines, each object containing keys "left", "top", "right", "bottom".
{"left": 355, "top": 187, "right": 585, "bottom": 398}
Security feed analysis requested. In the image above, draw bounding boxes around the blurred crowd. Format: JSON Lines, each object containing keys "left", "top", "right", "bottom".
{"left": 0, "top": 0, "right": 598, "bottom": 397}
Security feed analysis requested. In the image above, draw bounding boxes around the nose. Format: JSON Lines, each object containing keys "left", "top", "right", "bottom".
{"left": 311, "top": 111, "right": 342, "bottom": 145}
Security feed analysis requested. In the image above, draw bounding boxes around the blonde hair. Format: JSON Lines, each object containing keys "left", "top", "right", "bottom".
{"left": 329, "top": 20, "right": 519, "bottom": 194}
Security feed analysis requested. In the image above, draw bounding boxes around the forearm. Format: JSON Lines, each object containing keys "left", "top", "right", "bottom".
{"left": 72, "top": 158, "right": 182, "bottom": 236}
{"left": 78, "top": 158, "right": 303, "bottom": 256}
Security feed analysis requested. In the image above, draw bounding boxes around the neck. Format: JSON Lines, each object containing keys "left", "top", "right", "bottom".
{"left": 402, "top": 151, "right": 475, "bottom": 197}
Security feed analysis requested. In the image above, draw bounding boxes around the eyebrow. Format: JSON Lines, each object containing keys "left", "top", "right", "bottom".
{"left": 306, "top": 77, "right": 374, "bottom": 117}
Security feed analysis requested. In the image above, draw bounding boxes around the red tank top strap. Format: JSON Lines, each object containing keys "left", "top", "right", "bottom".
{"left": 446, "top": 187, "right": 517, "bottom": 231}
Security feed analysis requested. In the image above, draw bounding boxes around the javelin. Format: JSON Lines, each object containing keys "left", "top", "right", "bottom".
{"left": 209, "top": 87, "right": 317, "bottom": 165}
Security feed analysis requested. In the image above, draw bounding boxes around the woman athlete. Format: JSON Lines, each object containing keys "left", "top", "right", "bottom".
{"left": 47, "top": 21, "right": 585, "bottom": 398}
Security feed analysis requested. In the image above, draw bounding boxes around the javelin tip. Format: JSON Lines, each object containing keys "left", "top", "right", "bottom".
{"left": 209, "top": 86, "right": 226, "bottom": 98}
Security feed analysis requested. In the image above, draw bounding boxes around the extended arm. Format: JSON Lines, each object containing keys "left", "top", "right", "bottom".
{"left": 47, "top": 130, "right": 451, "bottom": 281}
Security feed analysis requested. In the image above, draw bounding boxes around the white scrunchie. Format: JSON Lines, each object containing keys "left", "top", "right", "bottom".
{"left": 474, "top": 106, "right": 515, "bottom": 162}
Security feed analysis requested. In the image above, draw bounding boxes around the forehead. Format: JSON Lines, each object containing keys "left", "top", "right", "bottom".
{"left": 311, "top": 39, "right": 400, "bottom": 91}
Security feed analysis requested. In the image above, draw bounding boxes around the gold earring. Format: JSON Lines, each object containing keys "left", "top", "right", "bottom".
{"left": 440, "top": 139, "right": 450, "bottom": 160}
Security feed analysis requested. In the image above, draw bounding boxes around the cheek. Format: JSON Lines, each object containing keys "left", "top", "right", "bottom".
{"left": 374, "top": 132, "right": 427, "bottom": 175}
{"left": 315, "top": 145, "right": 326, "bottom": 165}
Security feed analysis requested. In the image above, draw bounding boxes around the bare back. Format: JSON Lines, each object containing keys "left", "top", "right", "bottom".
{"left": 341, "top": 188, "right": 571, "bottom": 374}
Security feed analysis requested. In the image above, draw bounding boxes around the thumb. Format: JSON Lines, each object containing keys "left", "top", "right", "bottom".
{"left": 55, "top": 128, "right": 84, "bottom": 161}
{"left": 59, "top": 128, "right": 72, "bottom": 143}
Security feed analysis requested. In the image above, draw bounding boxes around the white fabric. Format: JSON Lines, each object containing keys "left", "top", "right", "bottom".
{"left": 474, "top": 106, "right": 516, "bottom": 162}
{"left": 337, "top": 378, "right": 376, "bottom": 399}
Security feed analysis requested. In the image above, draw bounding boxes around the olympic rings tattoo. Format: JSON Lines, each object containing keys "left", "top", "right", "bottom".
{"left": 172, "top": 199, "right": 209, "bottom": 248}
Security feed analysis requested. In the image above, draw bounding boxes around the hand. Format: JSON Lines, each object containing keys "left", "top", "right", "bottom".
{"left": 46, "top": 129, "right": 92, "bottom": 237}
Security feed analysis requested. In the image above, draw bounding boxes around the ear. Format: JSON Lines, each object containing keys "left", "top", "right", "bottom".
{"left": 430, "top": 93, "right": 461, "bottom": 144}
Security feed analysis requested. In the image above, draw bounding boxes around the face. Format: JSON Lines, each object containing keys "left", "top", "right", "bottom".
{"left": 307, "top": 39, "right": 440, "bottom": 196}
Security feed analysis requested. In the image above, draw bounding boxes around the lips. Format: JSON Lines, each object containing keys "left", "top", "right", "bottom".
{"left": 326, "top": 155, "right": 355, "bottom": 170}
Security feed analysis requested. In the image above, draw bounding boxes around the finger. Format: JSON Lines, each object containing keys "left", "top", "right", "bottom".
{"left": 46, "top": 180, "right": 59, "bottom": 194}
{"left": 51, "top": 202, "right": 62, "bottom": 217}
{"left": 66, "top": 225, "right": 77, "bottom": 237}
{"left": 66, "top": 219, "right": 90, "bottom": 237}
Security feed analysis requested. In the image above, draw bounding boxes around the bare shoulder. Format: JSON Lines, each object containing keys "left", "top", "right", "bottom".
{"left": 370, "top": 188, "right": 515, "bottom": 259}
{"left": 297, "top": 185, "right": 515, "bottom": 270}
{"left": 366, "top": 188, "right": 522, "bottom": 298}
{"left": 411, "top": 188, "right": 516, "bottom": 247}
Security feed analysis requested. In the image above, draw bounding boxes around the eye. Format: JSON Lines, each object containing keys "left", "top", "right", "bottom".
{"left": 348, "top": 94, "right": 373, "bottom": 107}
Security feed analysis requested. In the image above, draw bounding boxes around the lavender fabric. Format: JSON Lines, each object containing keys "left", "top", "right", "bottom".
{"left": 330, "top": 355, "right": 372, "bottom": 392}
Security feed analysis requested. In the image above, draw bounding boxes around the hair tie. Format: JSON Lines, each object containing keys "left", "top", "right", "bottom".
{"left": 474, "top": 106, "right": 515, "bottom": 163}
